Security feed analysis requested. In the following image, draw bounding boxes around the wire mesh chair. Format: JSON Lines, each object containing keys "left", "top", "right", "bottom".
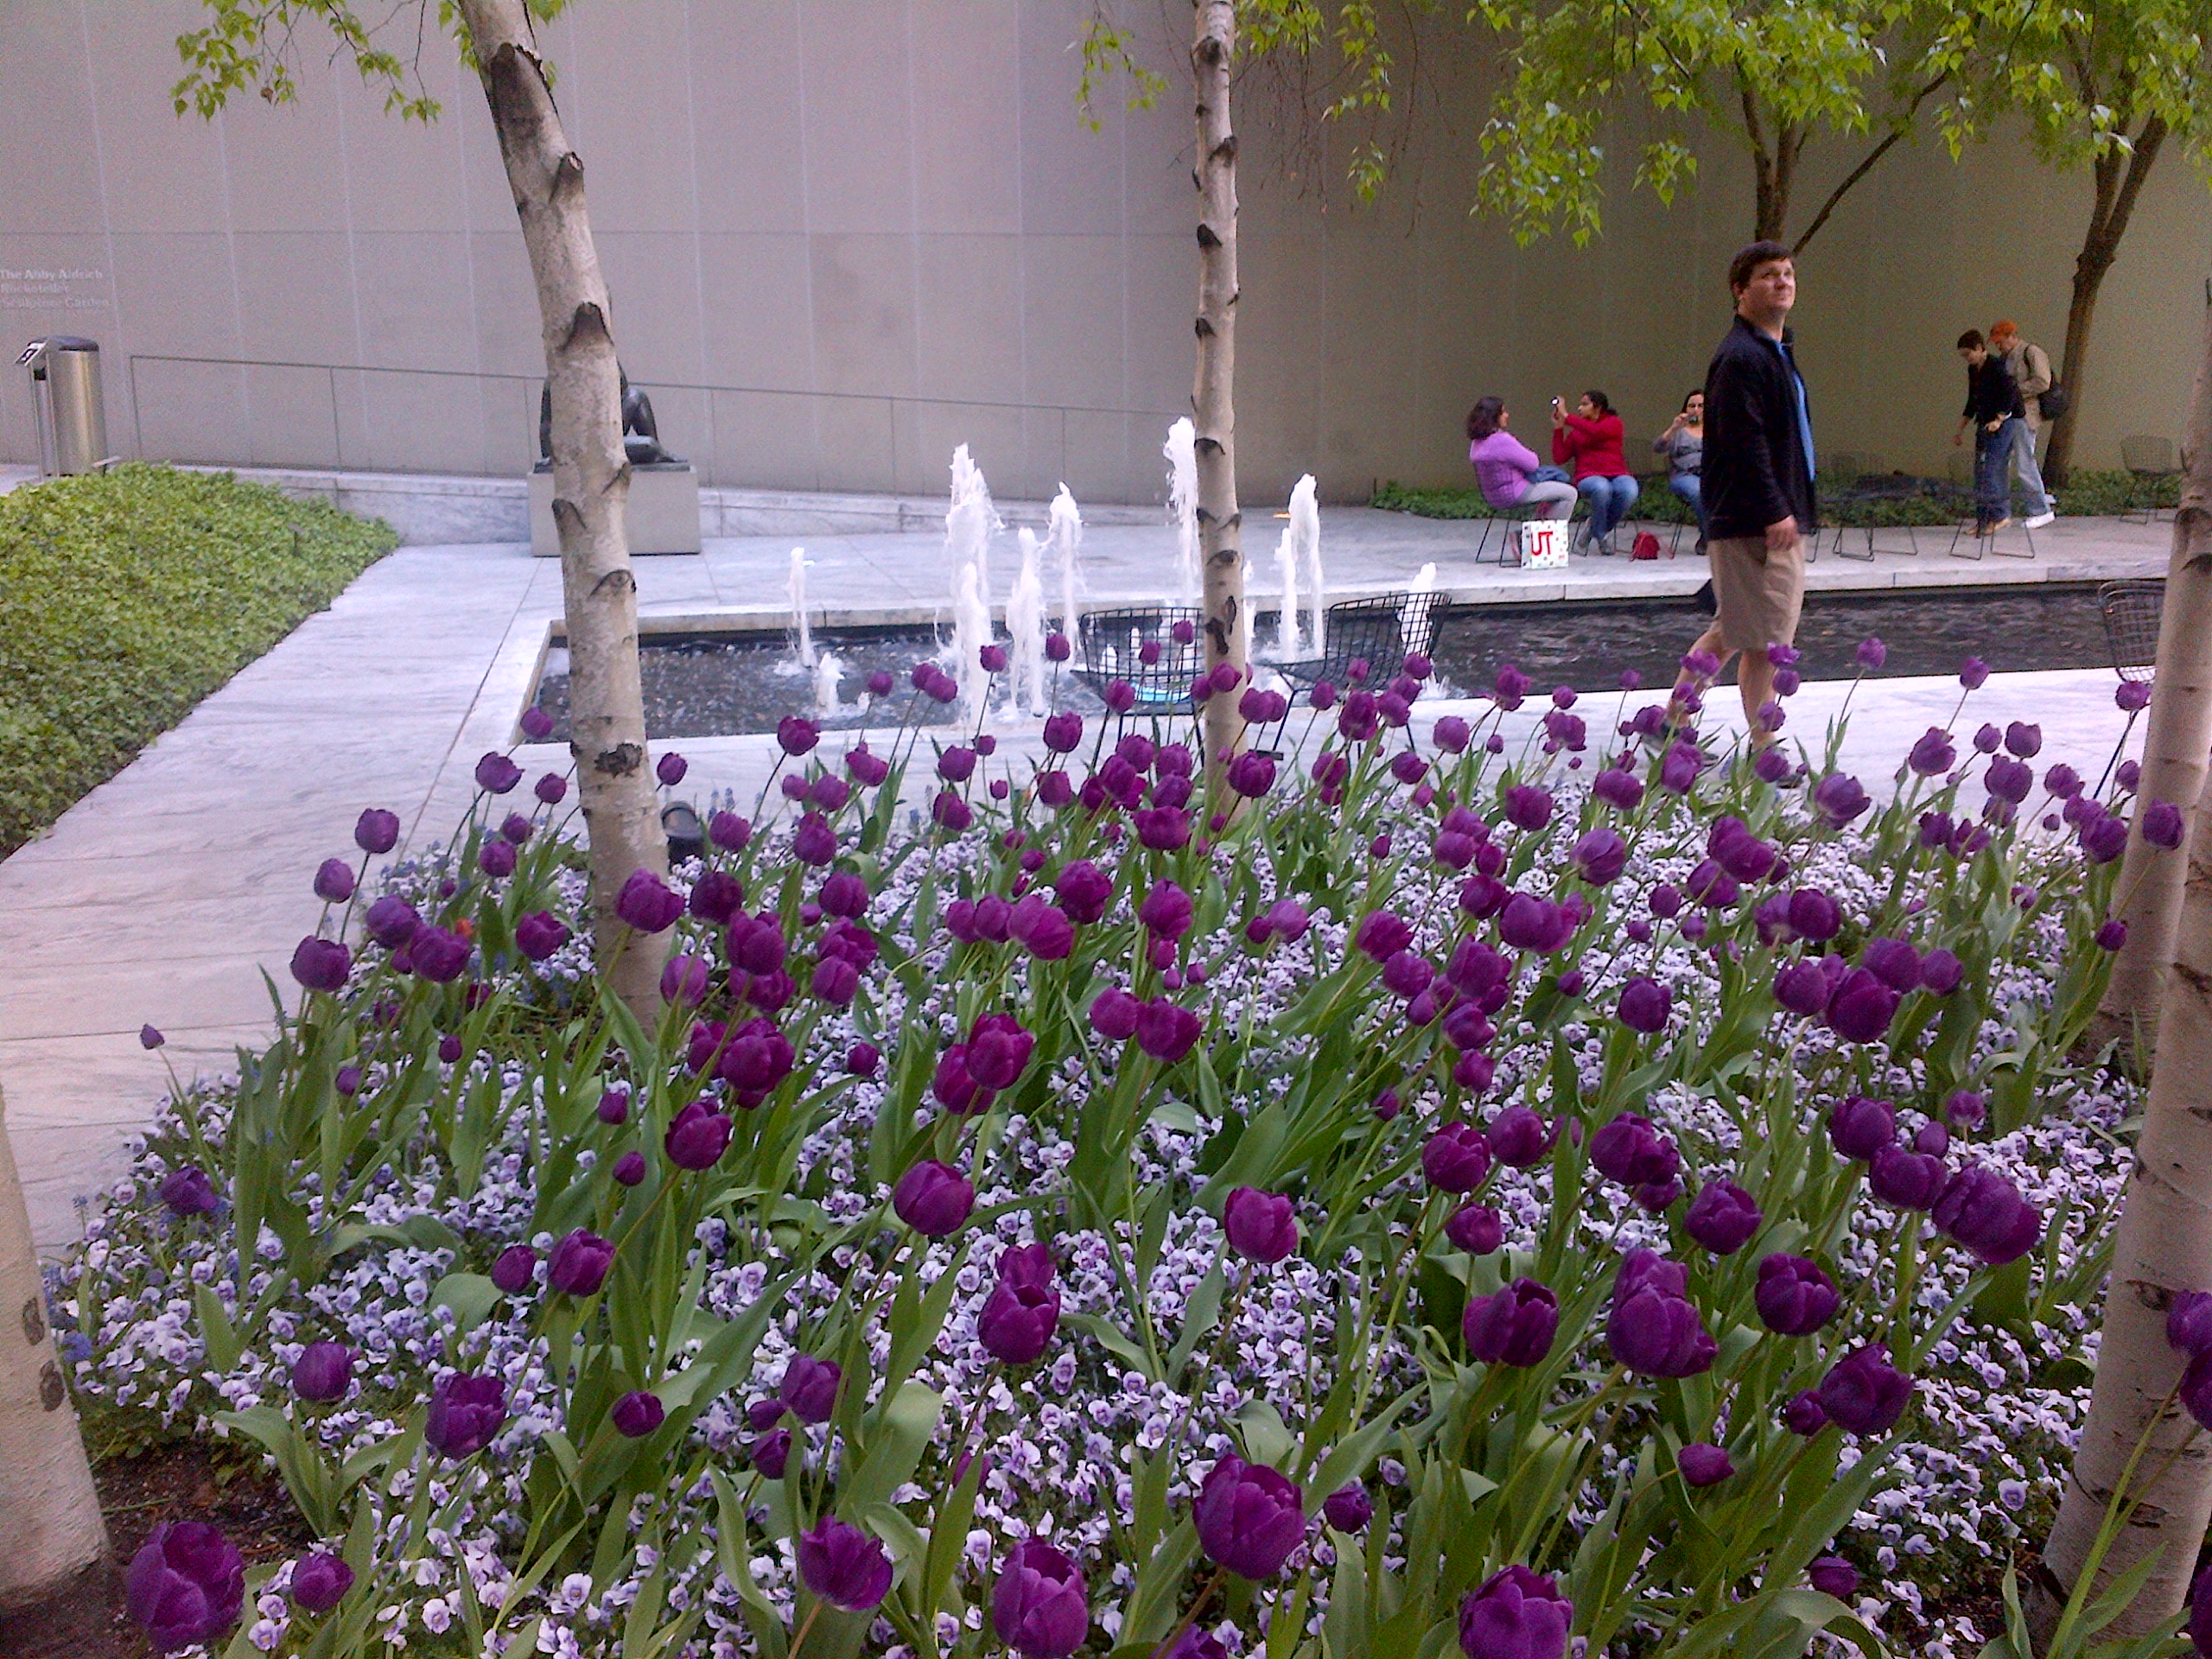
{"left": 1074, "top": 606, "right": 1206, "bottom": 710}
{"left": 1274, "top": 590, "right": 1446, "bottom": 690}
{"left": 2100, "top": 580, "right": 2162, "bottom": 683}
{"left": 2122, "top": 435, "right": 2181, "bottom": 524}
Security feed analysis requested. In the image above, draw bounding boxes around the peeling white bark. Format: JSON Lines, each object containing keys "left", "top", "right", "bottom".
{"left": 2094, "top": 304, "right": 2212, "bottom": 1067}
{"left": 0, "top": 1084, "right": 105, "bottom": 1605}
{"left": 1191, "top": 0, "right": 1246, "bottom": 776}
{"left": 458, "top": 0, "right": 667, "bottom": 1020}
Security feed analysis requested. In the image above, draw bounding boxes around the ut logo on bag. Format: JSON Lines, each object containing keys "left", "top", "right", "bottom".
{"left": 1520, "top": 518, "right": 1567, "bottom": 569}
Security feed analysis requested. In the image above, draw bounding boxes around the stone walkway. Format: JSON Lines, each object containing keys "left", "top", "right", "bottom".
{"left": 0, "top": 482, "right": 2173, "bottom": 1251}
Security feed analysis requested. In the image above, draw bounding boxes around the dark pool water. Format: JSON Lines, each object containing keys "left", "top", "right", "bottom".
{"left": 531, "top": 583, "right": 2142, "bottom": 740}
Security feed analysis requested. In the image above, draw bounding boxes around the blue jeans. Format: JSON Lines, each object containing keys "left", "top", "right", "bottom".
{"left": 1974, "top": 424, "right": 2016, "bottom": 523}
{"left": 1577, "top": 474, "right": 1638, "bottom": 542}
{"left": 1669, "top": 472, "right": 1704, "bottom": 532}
{"left": 2004, "top": 417, "right": 2050, "bottom": 517}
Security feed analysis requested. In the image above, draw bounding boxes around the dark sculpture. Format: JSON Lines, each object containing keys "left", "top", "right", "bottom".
{"left": 537, "top": 369, "right": 684, "bottom": 469}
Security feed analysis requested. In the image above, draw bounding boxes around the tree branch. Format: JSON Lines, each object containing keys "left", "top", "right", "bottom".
{"left": 1791, "top": 70, "right": 1950, "bottom": 253}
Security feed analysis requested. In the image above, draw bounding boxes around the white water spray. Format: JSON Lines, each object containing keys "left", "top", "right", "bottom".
{"left": 814, "top": 650, "right": 844, "bottom": 717}
{"left": 1047, "top": 483, "right": 1083, "bottom": 640}
{"left": 788, "top": 547, "right": 817, "bottom": 669}
{"left": 945, "top": 445, "right": 1002, "bottom": 722}
{"left": 1282, "top": 474, "right": 1322, "bottom": 658}
{"left": 1166, "top": 418, "right": 1199, "bottom": 602}
{"left": 1273, "top": 527, "right": 1300, "bottom": 658}
{"left": 1008, "top": 530, "right": 1050, "bottom": 715}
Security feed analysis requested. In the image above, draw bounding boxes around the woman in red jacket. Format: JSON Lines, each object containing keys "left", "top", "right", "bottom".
{"left": 1550, "top": 389, "right": 1639, "bottom": 554}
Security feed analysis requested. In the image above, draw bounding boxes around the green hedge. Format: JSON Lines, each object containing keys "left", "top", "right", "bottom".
{"left": 0, "top": 464, "right": 397, "bottom": 855}
{"left": 1370, "top": 466, "right": 2182, "bottom": 528}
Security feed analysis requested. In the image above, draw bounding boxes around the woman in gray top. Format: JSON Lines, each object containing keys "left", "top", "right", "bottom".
{"left": 1654, "top": 389, "right": 1705, "bottom": 538}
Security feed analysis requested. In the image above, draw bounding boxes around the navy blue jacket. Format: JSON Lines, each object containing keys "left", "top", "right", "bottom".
{"left": 1702, "top": 315, "right": 1818, "bottom": 541}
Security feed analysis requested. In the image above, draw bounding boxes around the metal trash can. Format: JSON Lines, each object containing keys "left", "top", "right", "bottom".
{"left": 16, "top": 336, "right": 110, "bottom": 476}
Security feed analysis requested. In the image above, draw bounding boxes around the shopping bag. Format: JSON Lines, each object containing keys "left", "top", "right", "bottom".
{"left": 1520, "top": 518, "right": 1567, "bottom": 569}
{"left": 1630, "top": 531, "right": 1662, "bottom": 561}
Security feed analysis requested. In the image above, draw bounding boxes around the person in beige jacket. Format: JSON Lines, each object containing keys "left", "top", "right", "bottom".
{"left": 1989, "top": 320, "right": 2056, "bottom": 527}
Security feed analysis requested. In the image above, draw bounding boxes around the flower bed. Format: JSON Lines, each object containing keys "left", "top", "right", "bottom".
{"left": 57, "top": 648, "right": 2158, "bottom": 1659}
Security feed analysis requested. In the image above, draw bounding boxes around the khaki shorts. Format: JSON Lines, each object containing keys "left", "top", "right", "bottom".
{"left": 1708, "top": 532, "right": 1806, "bottom": 655}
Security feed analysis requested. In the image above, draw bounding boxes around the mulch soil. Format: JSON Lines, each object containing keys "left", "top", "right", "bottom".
{"left": 0, "top": 1440, "right": 309, "bottom": 1659}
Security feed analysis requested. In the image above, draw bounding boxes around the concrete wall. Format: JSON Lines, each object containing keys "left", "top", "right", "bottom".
{"left": 2, "top": 0, "right": 2205, "bottom": 507}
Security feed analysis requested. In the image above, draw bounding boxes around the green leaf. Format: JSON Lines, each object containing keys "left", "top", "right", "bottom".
{"left": 842, "top": 1384, "right": 944, "bottom": 1515}
{"left": 430, "top": 1271, "right": 503, "bottom": 1336}
{"left": 194, "top": 1283, "right": 242, "bottom": 1372}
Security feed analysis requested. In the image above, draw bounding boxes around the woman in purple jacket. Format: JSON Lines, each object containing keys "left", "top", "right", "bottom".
{"left": 1467, "top": 397, "right": 1577, "bottom": 518}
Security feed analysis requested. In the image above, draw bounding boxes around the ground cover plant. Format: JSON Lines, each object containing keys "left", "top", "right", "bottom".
{"left": 55, "top": 640, "right": 2183, "bottom": 1658}
{"left": 1370, "top": 468, "right": 2181, "bottom": 528}
{"left": 0, "top": 462, "right": 396, "bottom": 855}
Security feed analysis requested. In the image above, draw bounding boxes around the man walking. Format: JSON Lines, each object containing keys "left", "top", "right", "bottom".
{"left": 1686, "top": 240, "right": 1815, "bottom": 734}
{"left": 1988, "top": 320, "right": 2057, "bottom": 528}
{"left": 1955, "top": 329, "right": 2026, "bottom": 537}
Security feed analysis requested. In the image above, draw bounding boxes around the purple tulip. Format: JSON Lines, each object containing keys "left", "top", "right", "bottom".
{"left": 612, "top": 1152, "right": 645, "bottom": 1185}
{"left": 774, "top": 1355, "right": 841, "bottom": 1427}
{"left": 1356, "top": 910, "right": 1414, "bottom": 961}
{"left": 1608, "top": 1249, "right": 1717, "bottom": 1376}
{"left": 798, "top": 1516, "right": 893, "bottom": 1611}
{"left": 289, "top": 1551, "right": 353, "bottom": 1614}
{"left": 1783, "top": 1389, "right": 1829, "bottom": 1435}
{"left": 1573, "top": 828, "right": 1629, "bottom": 886}
{"left": 1135, "top": 1000, "right": 1203, "bottom": 1063}
{"left": 1463, "top": 1278, "right": 1560, "bottom": 1367}
{"left": 1423, "top": 1123, "right": 1492, "bottom": 1193}
{"left": 548, "top": 1229, "right": 614, "bottom": 1296}
{"left": 491, "top": 1245, "right": 537, "bottom": 1294}
{"left": 979, "top": 1260, "right": 1062, "bottom": 1366}
{"left": 354, "top": 808, "right": 400, "bottom": 854}
{"left": 1933, "top": 1163, "right": 2044, "bottom": 1264}
{"left": 1825, "top": 969, "right": 1899, "bottom": 1045}
{"left": 748, "top": 1427, "right": 793, "bottom": 1478}
{"left": 1855, "top": 636, "right": 1887, "bottom": 671}
{"left": 425, "top": 1372, "right": 507, "bottom": 1458}
{"left": 1224, "top": 1187, "right": 1300, "bottom": 1263}
{"left": 1816, "top": 1343, "right": 1914, "bottom": 1436}
{"left": 2169, "top": 1290, "right": 2212, "bottom": 1359}
{"left": 893, "top": 1160, "right": 976, "bottom": 1236}
{"left": 514, "top": 910, "right": 571, "bottom": 963}
{"left": 1591, "top": 1114, "right": 1680, "bottom": 1188}
{"left": 289, "top": 936, "right": 351, "bottom": 994}
{"left": 1860, "top": 938, "right": 1921, "bottom": 995}
{"left": 2118, "top": 679, "right": 2154, "bottom": 713}
{"left": 126, "top": 1522, "right": 245, "bottom": 1652}
{"left": 364, "top": 895, "right": 421, "bottom": 950}
{"left": 1808, "top": 1557, "right": 1860, "bottom": 1599}
{"left": 1869, "top": 1143, "right": 1948, "bottom": 1211}
{"left": 1446, "top": 1204, "right": 1505, "bottom": 1255}
{"left": 474, "top": 752, "right": 523, "bottom": 794}
{"left": 1487, "top": 1106, "right": 1554, "bottom": 1167}
{"left": 992, "top": 1539, "right": 1090, "bottom": 1659}
{"left": 290, "top": 1341, "right": 353, "bottom": 1402}
{"left": 1828, "top": 1095, "right": 1897, "bottom": 1161}
{"left": 1593, "top": 766, "right": 1644, "bottom": 811}
{"left": 614, "top": 870, "right": 684, "bottom": 933}
{"left": 1678, "top": 1444, "right": 1734, "bottom": 1487}
{"left": 1497, "top": 893, "right": 1577, "bottom": 953}
{"left": 664, "top": 1101, "right": 733, "bottom": 1170}
{"left": 312, "top": 858, "right": 357, "bottom": 904}
{"left": 158, "top": 1166, "right": 221, "bottom": 1218}
{"left": 1755, "top": 1253, "right": 1840, "bottom": 1335}
{"left": 1617, "top": 976, "right": 1672, "bottom": 1034}
{"left": 1140, "top": 880, "right": 1196, "bottom": 941}
{"left": 1194, "top": 1454, "right": 1306, "bottom": 1580}
{"left": 1324, "top": 1483, "right": 1375, "bottom": 1532}
{"left": 1457, "top": 1565, "right": 1573, "bottom": 1659}
{"left": 1090, "top": 988, "right": 1141, "bottom": 1040}
{"left": 1920, "top": 949, "right": 1965, "bottom": 995}
{"left": 2143, "top": 799, "right": 2188, "bottom": 849}
{"left": 1908, "top": 727, "right": 1956, "bottom": 777}
{"left": 1503, "top": 783, "right": 1554, "bottom": 832}
{"left": 607, "top": 1390, "right": 665, "bottom": 1439}
{"left": 1683, "top": 1180, "right": 1762, "bottom": 1255}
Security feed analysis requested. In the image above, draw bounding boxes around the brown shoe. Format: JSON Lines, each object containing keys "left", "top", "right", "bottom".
{"left": 1988, "top": 517, "right": 2013, "bottom": 535}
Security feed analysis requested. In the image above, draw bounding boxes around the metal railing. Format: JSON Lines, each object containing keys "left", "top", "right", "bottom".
{"left": 123, "top": 353, "right": 1182, "bottom": 502}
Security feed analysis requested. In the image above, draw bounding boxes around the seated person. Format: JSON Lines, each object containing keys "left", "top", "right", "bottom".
{"left": 1467, "top": 397, "right": 1577, "bottom": 521}
{"left": 1551, "top": 389, "right": 1639, "bottom": 553}
{"left": 1654, "top": 389, "right": 1705, "bottom": 540}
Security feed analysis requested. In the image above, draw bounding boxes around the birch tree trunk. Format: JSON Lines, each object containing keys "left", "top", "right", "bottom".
{"left": 0, "top": 1083, "right": 107, "bottom": 1605}
{"left": 458, "top": 0, "right": 667, "bottom": 1020}
{"left": 1192, "top": 0, "right": 1246, "bottom": 776}
{"left": 2088, "top": 305, "right": 2212, "bottom": 1067}
{"left": 2043, "top": 706, "right": 2212, "bottom": 1628}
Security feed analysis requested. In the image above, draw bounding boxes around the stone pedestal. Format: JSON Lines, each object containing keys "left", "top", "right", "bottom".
{"left": 529, "top": 464, "right": 701, "bottom": 557}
